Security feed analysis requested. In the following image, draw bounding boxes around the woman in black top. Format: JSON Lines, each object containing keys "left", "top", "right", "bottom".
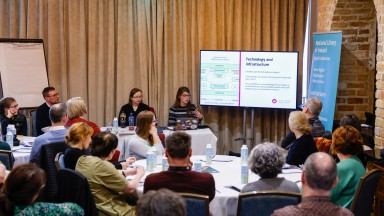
{"left": 118, "top": 88, "right": 150, "bottom": 126}
{"left": 0, "top": 97, "right": 27, "bottom": 137}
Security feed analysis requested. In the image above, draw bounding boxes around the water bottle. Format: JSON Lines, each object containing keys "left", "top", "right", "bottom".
{"left": 112, "top": 117, "right": 118, "bottom": 133}
{"left": 119, "top": 112, "right": 127, "bottom": 128}
{"left": 128, "top": 113, "right": 135, "bottom": 130}
{"left": 151, "top": 146, "right": 158, "bottom": 166}
{"left": 206, "top": 143, "right": 212, "bottom": 165}
{"left": 0, "top": 124, "right": 3, "bottom": 142}
{"left": 9, "top": 124, "right": 16, "bottom": 135}
{"left": 240, "top": 144, "right": 248, "bottom": 165}
{"left": 146, "top": 150, "right": 155, "bottom": 172}
{"left": 6, "top": 128, "right": 13, "bottom": 148}
{"left": 241, "top": 164, "right": 249, "bottom": 184}
{"left": 162, "top": 156, "right": 169, "bottom": 171}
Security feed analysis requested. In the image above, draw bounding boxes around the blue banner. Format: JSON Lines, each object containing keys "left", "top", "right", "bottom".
{"left": 308, "top": 32, "right": 342, "bottom": 132}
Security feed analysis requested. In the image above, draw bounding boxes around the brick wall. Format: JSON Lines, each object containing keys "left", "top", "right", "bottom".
{"left": 318, "top": 0, "right": 383, "bottom": 148}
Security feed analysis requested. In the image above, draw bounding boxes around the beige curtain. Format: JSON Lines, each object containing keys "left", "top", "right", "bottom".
{"left": 0, "top": 0, "right": 308, "bottom": 154}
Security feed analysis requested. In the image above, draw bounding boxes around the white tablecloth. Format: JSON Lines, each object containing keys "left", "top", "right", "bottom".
{"left": 133, "top": 156, "right": 302, "bottom": 216}
{"left": 12, "top": 136, "right": 35, "bottom": 167}
{"left": 119, "top": 128, "right": 218, "bottom": 160}
{"left": 162, "top": 128, "right": 217, "bottom": 155}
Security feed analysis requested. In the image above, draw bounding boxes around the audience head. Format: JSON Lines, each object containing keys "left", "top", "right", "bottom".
{"left": 248, "top": 142, "right": 285, "bottom": 178}
{"left": 136, "top": 111, "right": 156, "bottom": 144}
{"left": 289, "top": 111, "right": 312, "bottom": 135}
{"left": 129, "top": 88, "right": 143, "bottom": 105}
{"left": 303, "top": 97, "right": 322, "bottom": 117}
{"left": 165, "top": 132, "right": 191, "bottom": 159}
{"left": 340, "top": 114, "right": 362, "bottom": 132}
{"left": 66, "top": 97, "right": 87, "bottom": 119}
{"left": 174, "top": 86, "right": 191, "bottom": 107}
{"left": 137, "top": 188, "right": 186, "bottom": 216}
{"left": 42, "top": 87, "right": 60, "bottom": 105}
{"left": 331, "top": 125, "right": 363, "bottom": 155}
{"left": 49, "top": 102, "right": 67, "bottom": 124}
{"left": 0, "top": 164, "right": 46, "bottom": 215}
{"left": 0, "top": 97, "right": 18, "bottom": 116}
{"left": 303, "top": 152, "right": 337, "bottom": 192}
{"left": 91, "top": 132, "right": 118, "bottom": 159}
{"left": 65, "top": 122, "right": 94, "bottom": 149}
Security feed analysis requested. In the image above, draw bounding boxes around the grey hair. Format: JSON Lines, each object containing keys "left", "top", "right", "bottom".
{"left": 305, "top": 97, "right": 322, "bottom": 116}
{"left": 49, "top": 103, "right": 67, "bottom": 123}
{"left": 248, "top": 142, "right": 285, "bottom": 178}
{"left": 304, "top": 152, "right": 337, "bottom": 191}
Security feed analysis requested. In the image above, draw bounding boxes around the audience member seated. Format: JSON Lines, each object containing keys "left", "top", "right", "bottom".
{"left": 128, "top": 111, "right": 164, "bottom": 160}
{"left": 0, "top": 163, "right": 83, "bottom": 215}
{"left": 0, "top": 97, "right": 27, "bottom": 138}
{"left": 272, "top": 152, "right": 353, "bottom": 216}
{"left": 76, "top": 132, "right": 145, "bottom": 216}
{"left": 281, "top": 97, "right": 325, "bottom": 149}
{"left": 144, "top": 132, "right": 216, "bottom": 201}
{"left": 36, "top": 87, "right": 60, "bottom": 136}
{"left": 168, "top": 86, "right": 203, "bottom": 128}
{"left": 118, "top": 88, "right": 151, "bottom": 127}
{"left": 241, "top": 142, "right": 300, "bottom": 193}
{"left": 340, "top": 114, "right": 374, "bottom": 150}
{"left": 330, "top": 126, "right": 366, "bottom": 209}
{"left": 63, "top": 122, "right": 93, "bottom": 170}
{"left": 65, "top": 97, "right": 101, "bottom": 137}
{"left": 137, "top": 188, "right": 186, "bottom": 216}
{"left": 30, "top": 103, "right": 68, "bottom": 166}
{"left": 286, "top": 111, "right": 317, "bottom": 166}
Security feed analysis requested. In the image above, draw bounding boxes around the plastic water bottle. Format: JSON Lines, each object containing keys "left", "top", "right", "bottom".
{"left": 112, "top": 117, "right": 118, "bottom": 133}
{"left": 128, "top": 113, "right": 135, "bottom": 130}
{"left": 240, "top": 144, "right": 248, "bottom": 165}
{"left": 6, "top": 128, "right": 13, "bottom": 148}
{"left": 162, "top": 156, "right": 169, "bottom": 171}
{"left": 0, "top": 124, "right": 3, "bottom": 142}
{"left": 9, "top": 124, "right": 16, "bottom": 135}
{"left": 151, "top": 147, "right": 158, "bottom": 166}
{"left": 241, "top": 164, "right": 249, "bottom": 184}
{"left": 206, "top": 143, "right": 212, "bottom": 165}
{"left": 119, "top": 112, "right": 127, "bottom": 128}
{"left": 146, "top": 150, "right": 155, "bottom": 172}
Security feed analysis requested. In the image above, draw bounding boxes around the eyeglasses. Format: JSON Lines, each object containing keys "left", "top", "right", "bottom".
{"left": 47, "top": 93, "right": 60, "bottom": 98}
{"left": 181, "top": 94, "right": 190, "bottom": 97}
{"left": 9, "top": 104, "right": 18, "bottom": 108}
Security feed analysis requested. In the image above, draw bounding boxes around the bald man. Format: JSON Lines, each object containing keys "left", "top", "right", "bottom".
{"left": 273, "top": 152, "right": 353, "bottom": 216}
{"left": 281, "top": 97, "right": 325, "bottom": 149}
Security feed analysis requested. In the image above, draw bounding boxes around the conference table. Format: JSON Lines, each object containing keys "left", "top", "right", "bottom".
{"left": 11, "top": 136, "right": 35, "bottom": 167}
{"left": 118, "top": 128, "right": 217, "bottom": 160}
{"left": 132, "top": 155, "right": 302, "bottom": 216}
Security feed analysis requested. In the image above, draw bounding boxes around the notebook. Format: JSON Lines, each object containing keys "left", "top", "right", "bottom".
{"left": 175, "top": 117, "right": 199, "bottom": 130}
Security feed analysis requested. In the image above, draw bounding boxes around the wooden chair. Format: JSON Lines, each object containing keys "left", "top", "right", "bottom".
{"left": 351, "top": 169, "right": 381, "bottom": 216}
{"left": 0, "top": 150, "right": 13, "bottom": 170}
{"left": 179, "top": 192, "right": 210, "bottom": 216}
{"left": 237, "top": 191, "right": 301, "bottom": 216}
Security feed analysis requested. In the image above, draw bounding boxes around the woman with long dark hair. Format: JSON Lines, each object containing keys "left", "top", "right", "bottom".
{"left": 168, "top": 86, "right": 203, "bottom": 128}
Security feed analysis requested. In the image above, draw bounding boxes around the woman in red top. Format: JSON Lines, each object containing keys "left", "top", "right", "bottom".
{"left": 65, "top": 97, "right": 101, "bottom": 137}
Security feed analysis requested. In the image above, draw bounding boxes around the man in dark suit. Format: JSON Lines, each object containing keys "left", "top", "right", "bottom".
{"left": 35, "top": 87, "right": 60, "bottom": 136}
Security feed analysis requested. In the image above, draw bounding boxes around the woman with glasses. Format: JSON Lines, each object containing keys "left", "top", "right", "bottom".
{"left": 0, "top": 163, "right": 83, "bottom": 215}
{"left": 168, "top": 86, "right": 203, "bottom": 128}
{"left": 127, "top": 111, "right": 164, "bottom": 160}
{"left": 0, "top": 97, "right": 27, "bottom": 137}
{"left": 65, "top": 97, "right": 101, "bottom": 137}
{"left": 118, "top": 88, "right": 151, "bottom": 127}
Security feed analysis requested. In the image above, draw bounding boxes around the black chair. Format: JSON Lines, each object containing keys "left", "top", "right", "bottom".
{"left": 237, "top": 191, "right": 301, "bottom": 216}
{"left": 365, "top": 112, "right": 375, "bottom": 127}
{"left": 56, "top": 168, "right": 98, "bottom": 216}
{"left": 39, "top": 142, "right": 68, "bottom": 202}
{"left": 0, "top": 150, "right": 13, "bottom": 170}
{"left": 30, "top": 110, "right": 38, "bottom": 137}
{"left": 351, "top": 169, "right": 381, "bottom": 216}
{"left": 179, "top": 193, "right": 210, "bottom": 216}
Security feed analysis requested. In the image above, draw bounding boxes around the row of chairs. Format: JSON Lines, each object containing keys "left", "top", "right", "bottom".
{"left": 186, "top": 168, "right": 381, "bottom": 216}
